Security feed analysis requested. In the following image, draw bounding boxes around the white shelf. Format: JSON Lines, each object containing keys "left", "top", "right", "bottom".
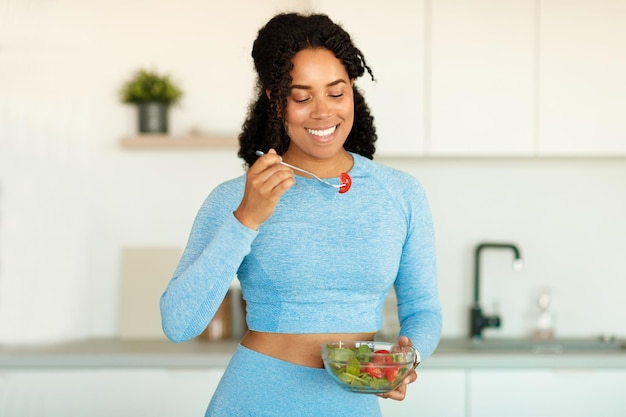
{"left": 120, "top": 134, "right": 237, "bottom": 149}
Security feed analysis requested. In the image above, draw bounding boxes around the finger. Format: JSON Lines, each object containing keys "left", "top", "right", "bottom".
{"left": 264, "top": 170, "right": 295, "bottom": 198}
{"left": 375, "top": 369, "right": 419, "bottom": 401}
{"left": 249, "top": 164, "right": 294, "bottom": 195}
{"left": 248, "top": 150, "right": 292, "bottom": 186}
{"left": 251, "top": 148, "right": 282, "bottom": 171}
{"left": 378, "top": 383, "right": 407, "bottom": 401}
{"left": 398, "top": 335, "right": 412, "bottom": 346}
{"left": 403, "top": 369, "right": 418, "bottom": 385}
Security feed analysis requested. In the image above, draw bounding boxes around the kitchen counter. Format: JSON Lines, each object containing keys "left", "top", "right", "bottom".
{"left": 2, "top": 337, "right": 626, "bottom": 370}
{"left": 431, "top": 337, "right": 626, "bottom": 369}
{"left": 0, "top": 339, "right": 235, "bottom": 369}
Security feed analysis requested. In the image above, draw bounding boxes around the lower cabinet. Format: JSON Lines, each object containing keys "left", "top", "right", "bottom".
{"left": 2, "top": 367, "right": 625, "bottom": 416}
{"left": 379, "top": 369, "right": 466, "bottom": 417}
{"left": 0, "top": 368, "right": 224, "bottom": 417}
{"left": 468, "top": 369, "right": 626, "bottom": 417}
{"left": 1, "top": 368, "right": 466, "bottom": 417}
{"left": 379, "top": 368, "right": 626, "bottom": 417}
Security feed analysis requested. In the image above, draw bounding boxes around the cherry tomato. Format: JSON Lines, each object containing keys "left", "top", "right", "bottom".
{"left": 372, "top": 349, "right": 392, "bottom": 364}
{"left": 364, "top": 363, "right": 384, "bottom": 379}
{"left": 338, "top": 172, "right": 352, "bottom": 194}
{"left": 385, "top": 366, "right": 400, "bottom": 382}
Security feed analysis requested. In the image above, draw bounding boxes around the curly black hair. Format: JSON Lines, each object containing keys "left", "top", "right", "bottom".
{"left": 237, "top": 12, "right": 377, "bottom": 167}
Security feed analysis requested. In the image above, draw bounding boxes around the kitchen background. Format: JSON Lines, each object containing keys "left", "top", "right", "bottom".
{"left": 1, "top": 0, "right": 625, "bottom": 347}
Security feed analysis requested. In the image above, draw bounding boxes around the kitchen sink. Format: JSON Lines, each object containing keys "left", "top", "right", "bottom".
{"left": 445, "top": 337, "right": 625, "bottom": 353}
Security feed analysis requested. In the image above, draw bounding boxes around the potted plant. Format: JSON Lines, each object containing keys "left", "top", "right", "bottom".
{"left": 119, "top": 69, "right": 183, "bottom": 134}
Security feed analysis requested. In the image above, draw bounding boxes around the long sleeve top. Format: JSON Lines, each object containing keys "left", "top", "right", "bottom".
{"left": 160, "top": 153, "right": 442, "bottom": 359}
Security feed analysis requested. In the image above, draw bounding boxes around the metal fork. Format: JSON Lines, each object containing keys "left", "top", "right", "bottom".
{"left": 255, "top": 150, "right": 343, "bottom": 189}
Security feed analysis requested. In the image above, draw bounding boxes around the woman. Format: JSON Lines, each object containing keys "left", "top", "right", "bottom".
{"left": 160, "top": 12, "right": 442, "bottom": 417}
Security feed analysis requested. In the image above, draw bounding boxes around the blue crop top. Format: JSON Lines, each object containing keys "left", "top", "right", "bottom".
{"left": 160, "top": 153, "right": 442, "bottom": 359}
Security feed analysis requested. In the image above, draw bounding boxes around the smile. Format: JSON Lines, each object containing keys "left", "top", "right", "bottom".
{"left": 306, "top": 126, "right": 337, "bottom": 137}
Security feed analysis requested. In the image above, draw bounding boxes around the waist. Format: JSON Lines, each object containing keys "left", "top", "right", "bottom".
{"left": 240, "top": 330, "right": 376, "bottom": 368}
{"left": 243, "top": 298, "right": 385, "bottom": 333}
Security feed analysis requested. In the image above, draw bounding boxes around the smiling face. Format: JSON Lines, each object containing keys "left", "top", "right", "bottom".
{"left": 282, "top": 48, "right": 354, "bottom": 168}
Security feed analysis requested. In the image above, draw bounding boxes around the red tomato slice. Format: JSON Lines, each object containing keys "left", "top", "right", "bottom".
{"left": 385, "top": 366, "right": 400, "bottom": 382}
{"left": 338, "top": 172, "right": 352, "bottom": 193}
{"left": 364, "top": 363, "right": 384, "bottom": 379}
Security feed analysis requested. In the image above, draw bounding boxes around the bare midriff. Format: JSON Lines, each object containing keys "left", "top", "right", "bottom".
{"left": 240, "top": 330, "right": 376, "bottom": 368}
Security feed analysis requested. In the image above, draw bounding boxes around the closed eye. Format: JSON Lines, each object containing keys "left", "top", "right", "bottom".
{"left": 292, "top": 96, "right": 311, "bottom": 104}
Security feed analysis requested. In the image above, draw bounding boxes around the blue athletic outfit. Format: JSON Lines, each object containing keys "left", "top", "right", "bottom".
{"left": 160, "top": 152, "right": 442, "bottom": 416}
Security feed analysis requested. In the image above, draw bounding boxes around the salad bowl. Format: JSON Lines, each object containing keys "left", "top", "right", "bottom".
{"left": 321, "top": 341, "right": 420, "bottom": 394}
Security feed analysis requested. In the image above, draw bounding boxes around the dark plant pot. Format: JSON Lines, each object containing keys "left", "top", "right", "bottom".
{"left": 138, "top": 102, "right": 169, "bottom": 133}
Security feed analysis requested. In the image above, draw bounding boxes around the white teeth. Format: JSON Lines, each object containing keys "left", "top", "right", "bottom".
{"left": 307, "top": 126, "right": 336, "bottom": 137}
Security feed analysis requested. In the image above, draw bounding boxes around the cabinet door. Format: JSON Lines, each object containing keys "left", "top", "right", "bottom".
{"left": 379, "top": 369, "right": 465, "bottom": 417}
{"left": 311, "top": 0, "right": 427, "bottom": 156}
{"left": 469, "top": 369, "right": 626, "bottom": 417}
{"left": 0, "top": 369, "right": 224, "bottom": 417}
{"left": 538, "top": 0, "right": 626, "bottom": 156}
{"left": 430, "top": 0, "right": 535, "bottom": 156}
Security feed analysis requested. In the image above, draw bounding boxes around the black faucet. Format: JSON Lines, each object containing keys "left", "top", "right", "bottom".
{"left": 470, "top": 242, "right": 523, "bottom": 339}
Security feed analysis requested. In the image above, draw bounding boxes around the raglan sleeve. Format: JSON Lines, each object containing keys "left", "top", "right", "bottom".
{"left": 394, "top": 179, "right": 442, "bottom": 360}
{"left": 160, "top": 182, "right": 257, "bottom": 342}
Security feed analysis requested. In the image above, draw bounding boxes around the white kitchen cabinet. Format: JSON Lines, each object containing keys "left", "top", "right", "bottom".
{"left": 429, "top": 0, "right": 535, "bottom": 156}
{"left": 292, "top": 1, "right": 626, "bottom": 158}
{"left": 468, "top": 369, "right": 626, "bottom": 417}
{"left": 311, "top": 0, "right": 428, "bottom": 156}
{"left": 0, "top": 368, "right": 465, "bottom": 417}
{"left": 0, "top": 369, "right": 224, "bottom": 417}
{"left": 538, "top": 0, "right": 626, "bottom": 156}
{"left": 380, "top": 369, "right": 465, "bottom": 417}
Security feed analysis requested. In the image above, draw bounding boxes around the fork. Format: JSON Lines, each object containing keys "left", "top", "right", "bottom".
{"left": 255, "top": 150, "right": 348, "bottom": 191}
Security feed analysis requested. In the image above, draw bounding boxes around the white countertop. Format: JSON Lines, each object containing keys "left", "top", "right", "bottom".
{"left": 429, "top": 337, "right": 626, "bottom": 369}
{"left": 2, "top": 338, "right": 625, "bottom": 370}
{"left": 0, "top": 338, "right": 235, "bottom": 369}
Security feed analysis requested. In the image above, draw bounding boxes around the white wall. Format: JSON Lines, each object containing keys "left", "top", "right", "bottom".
{"left": 0, "top": 0, "right": 309, "bottom": 343}
{"left": 380, "top": 156, "right": 626, "bottom": 339}
{"left": 1, "top": 1, "right": 625, "bottom": 344}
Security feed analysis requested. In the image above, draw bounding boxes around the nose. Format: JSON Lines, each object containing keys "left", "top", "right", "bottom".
{"left": 311, "top": 97, "right": 332, "bottom": 119}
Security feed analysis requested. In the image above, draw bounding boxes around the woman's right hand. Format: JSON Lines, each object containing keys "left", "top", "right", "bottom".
{"left": 233, "top": 148, "right": 295, "bottom": 230}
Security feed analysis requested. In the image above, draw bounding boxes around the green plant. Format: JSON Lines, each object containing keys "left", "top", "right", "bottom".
{"left": 119, "top": 69, "right": 183, "bottom": 105}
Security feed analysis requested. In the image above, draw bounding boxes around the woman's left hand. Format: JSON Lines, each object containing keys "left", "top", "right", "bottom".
{"left": 376, "top": 336, "right": 419, "bottom": 401}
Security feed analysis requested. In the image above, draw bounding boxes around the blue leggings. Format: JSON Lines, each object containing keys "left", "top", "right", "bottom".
{"left": 206, "top": 344, "right": 382, "bottom": 417}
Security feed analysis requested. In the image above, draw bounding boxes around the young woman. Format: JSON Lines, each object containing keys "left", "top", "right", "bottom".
{"left": 160, "top": 12, "right": 442, "bottom": 417}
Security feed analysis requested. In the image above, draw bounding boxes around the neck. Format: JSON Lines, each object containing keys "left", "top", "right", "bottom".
{"left": 282, "top": 148, "right": 353, "bottom": 178}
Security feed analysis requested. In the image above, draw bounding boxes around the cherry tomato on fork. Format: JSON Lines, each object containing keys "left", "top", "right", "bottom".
{"left": 338, "top": 172, "right": 352, "bottom": 194}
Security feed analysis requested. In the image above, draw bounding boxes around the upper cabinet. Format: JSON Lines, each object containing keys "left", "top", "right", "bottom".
{"left": 538, "top": 0, "right": 626, "bottom": 156}
{"left": 305, "top": 1, "right": 624, "bottom": 158}
{"left": 429, "top": 0, "right": 535, "bottom": 156}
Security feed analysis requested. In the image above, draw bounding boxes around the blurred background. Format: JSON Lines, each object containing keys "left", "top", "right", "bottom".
{"left": 1, "top": 0, "right": 625, "bottom": 346}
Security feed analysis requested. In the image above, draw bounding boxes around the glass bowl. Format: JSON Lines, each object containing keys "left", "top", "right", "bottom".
{"left": 321, "top": 340, "right": 420, "bottom": 394}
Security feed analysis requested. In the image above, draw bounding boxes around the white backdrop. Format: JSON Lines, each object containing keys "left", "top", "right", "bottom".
{"left": 1, "top": 0, "right": 625, "bottom": 344}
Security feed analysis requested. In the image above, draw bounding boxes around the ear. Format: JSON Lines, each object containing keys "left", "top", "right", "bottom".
{"left": 266, "top": 89, "right": 271, "bottom": 99}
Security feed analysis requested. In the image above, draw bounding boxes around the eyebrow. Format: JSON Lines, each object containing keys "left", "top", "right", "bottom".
{"left": 290, "top": 79, "right": 348, "bottom": 90}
